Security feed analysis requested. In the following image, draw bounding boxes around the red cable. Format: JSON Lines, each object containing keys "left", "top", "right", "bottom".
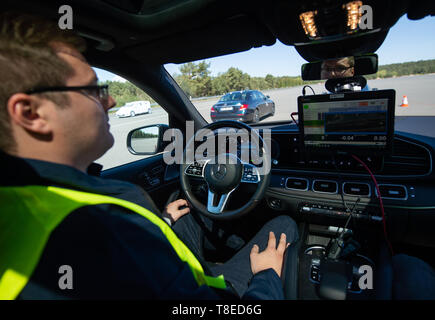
{"left": 351, "top": 154, "right": 394, "bottom": 256}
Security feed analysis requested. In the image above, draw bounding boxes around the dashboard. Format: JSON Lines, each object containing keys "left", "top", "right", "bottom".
{"left": 255, "top": 122, "right": 435, "bottom": 247}
{"left": 181, "top": 113, "right": 435, "bottom": 247}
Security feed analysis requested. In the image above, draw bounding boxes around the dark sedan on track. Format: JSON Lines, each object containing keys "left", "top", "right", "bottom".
{"left": 210, "top": 90, "right": 275, "bottom": 123}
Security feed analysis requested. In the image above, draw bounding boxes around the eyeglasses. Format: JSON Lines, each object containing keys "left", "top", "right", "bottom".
{"left": 25, "top": 85, "right": 110, "bottom": 108}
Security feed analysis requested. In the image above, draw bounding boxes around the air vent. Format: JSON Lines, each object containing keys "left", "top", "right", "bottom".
{"left": 376, "top": 184, "right": 408, "bottom": 200}
{"left": 343, "top": 182, "right": 371, "bottom": 197}
{"left": 382, "top": 138, "right": 431, "bottom": 176}
{"left": 286, "top": 177, "right": 309, "bottom": 191}
{"left": 313, "top": 180, "right": 338, "bottom": 194}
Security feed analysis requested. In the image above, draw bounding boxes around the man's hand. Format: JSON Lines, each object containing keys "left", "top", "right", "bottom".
{"left": 250, "top": 232, "right": 290, "bottom": 278}
{"left": 163, "top": 199, "right": 190, "bottom": 223}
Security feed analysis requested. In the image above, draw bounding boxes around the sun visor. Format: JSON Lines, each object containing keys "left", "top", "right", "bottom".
{"left": 124, "top": 15, "right": 276, "bottom": 65}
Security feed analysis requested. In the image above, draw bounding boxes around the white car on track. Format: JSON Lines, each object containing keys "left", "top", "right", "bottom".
{"left": 115, "top": 101, "right": 152, "bottom": 118}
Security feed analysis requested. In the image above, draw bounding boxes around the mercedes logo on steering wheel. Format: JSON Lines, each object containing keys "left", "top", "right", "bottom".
{"left": 213, "top": 164, "right": 227, "bottom": 180}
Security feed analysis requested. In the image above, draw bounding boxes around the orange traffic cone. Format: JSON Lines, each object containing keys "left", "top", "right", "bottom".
{"left": 400, "top": 95, "right": 409, "bottom": 107}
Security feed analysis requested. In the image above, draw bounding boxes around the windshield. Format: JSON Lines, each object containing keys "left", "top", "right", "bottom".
{"left": 165, "top": 15, "right": 435, "bottom": 137}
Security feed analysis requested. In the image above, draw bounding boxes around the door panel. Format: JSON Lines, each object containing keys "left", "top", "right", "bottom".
{"left": 101, "top": 153, "right": 180, "bottom": 213}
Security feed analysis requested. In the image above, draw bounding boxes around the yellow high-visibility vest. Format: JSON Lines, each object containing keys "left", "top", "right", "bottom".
{"left": 0, "top": 185, "right": 226, "bottom": 299}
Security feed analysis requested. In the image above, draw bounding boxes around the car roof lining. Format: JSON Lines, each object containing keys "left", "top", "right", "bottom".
{"left": 2, "top": 0, "right": 435, "bottom": 65}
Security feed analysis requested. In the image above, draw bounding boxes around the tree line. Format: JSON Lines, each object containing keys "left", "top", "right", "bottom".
{"left": 172, "top": 61, "right": 307, "bottom": 98}
{"left": 103, "top": 59, "right": 435, "bottom": 106}
{"left": 366, "top": 59, "right": 435, "bottom": 80}
{"left": 100, "top": 80, "right": 156, "bottom": 108}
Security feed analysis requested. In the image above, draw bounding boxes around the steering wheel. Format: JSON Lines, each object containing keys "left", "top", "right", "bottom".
{"left": 180, "top": 120, "right": 271, "bottom": 220}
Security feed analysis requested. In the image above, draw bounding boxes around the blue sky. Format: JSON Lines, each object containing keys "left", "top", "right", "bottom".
{"left": 95, "top": 15, "right": 435, "bottom": 81}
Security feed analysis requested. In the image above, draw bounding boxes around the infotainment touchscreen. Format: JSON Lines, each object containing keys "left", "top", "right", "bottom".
{"left": 297, "top": 89, "right": 395, "bottom": 155}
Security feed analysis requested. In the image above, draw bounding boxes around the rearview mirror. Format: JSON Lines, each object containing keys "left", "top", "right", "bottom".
{"left": 127, "top": 124, "right": 169, "bottom": 155}
{"left": 301, "top": 54, "right": 378, "bottom": 80}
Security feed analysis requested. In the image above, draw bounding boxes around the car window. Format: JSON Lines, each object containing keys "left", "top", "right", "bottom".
{"left": 218, "top": 93, "right": 231, "bottom": 102}
{"left": 219, "top": 91, "right": 246, "bottom": 101}
{"left": 231, "top": 92, "right": 243, "bottom": 101}
{"left": 257, "top": 91, "right": 266, "bottom": 100}
{"left": 93, "top": 68, "right": 169, "bottom": 170}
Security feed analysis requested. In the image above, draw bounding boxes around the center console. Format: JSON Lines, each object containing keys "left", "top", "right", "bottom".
{"left": 305, "top": 246, "right": 375, "bottom": 299}
{"left": 296, "top": 224, "right": 379, "bottom": 300}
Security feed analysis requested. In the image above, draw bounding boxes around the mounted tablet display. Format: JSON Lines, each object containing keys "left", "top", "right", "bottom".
{"left": 297, "top": 90, "right": 395, "bottom": 155}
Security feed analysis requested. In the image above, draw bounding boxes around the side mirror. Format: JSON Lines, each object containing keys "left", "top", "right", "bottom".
{"left": 266, "top": 95, "right": 270, "bottom": 99}
{"left": 127, "top": 124, "right": 169, "bottom": 155}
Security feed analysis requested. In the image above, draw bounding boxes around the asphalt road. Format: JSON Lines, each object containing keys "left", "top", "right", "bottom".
{"left": 97, "top": 74, "right": 435, "bottom": 169}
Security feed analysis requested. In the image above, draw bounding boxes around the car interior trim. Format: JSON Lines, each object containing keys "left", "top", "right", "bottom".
{"left": 342, "top": 182, "right": 371, "bottom": 198}
{"left": 285, "top": 177, "right": 310, "bottom": 191}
